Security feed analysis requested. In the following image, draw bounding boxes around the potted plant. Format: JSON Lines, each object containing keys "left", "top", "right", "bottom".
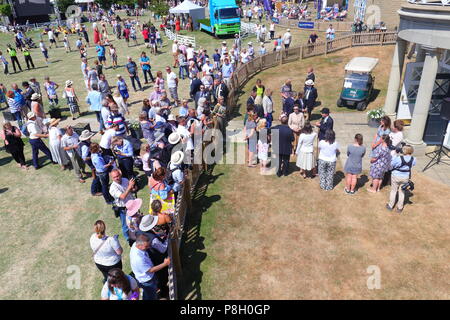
{"left": 367, "top": 107, "right": 385, "bottom": 128}
{"left": 128, "top": 121, "right": 143, "bottom": 139}
{"left": 48, "top": 104, "right": 61, "bottom": 119}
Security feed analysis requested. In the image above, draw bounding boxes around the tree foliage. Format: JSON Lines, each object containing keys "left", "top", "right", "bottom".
{"left": 56, "top": 0, "right": 76, "bottom": 15}
{"left": 95, "top": 0, "right": 114, "bottom": 10}
{"left": 149, "top": 0, "right": 169, "bottom": 17}
{"left": 116, "top": 0, "right": 136, "bottom": 6}
{"left": 0, "top": 3, "right": 11, "bottom": 17}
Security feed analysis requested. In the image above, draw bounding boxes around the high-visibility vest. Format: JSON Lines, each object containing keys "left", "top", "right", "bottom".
{"left": 8, "top": 48, "right": 17, "bottom": 57}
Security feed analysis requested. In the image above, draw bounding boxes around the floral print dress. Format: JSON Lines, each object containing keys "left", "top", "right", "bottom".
{"left": 369, "top": 145, "right": 392, "bottom": 179}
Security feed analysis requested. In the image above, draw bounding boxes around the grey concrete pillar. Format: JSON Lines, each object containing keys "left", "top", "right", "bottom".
{"left": 416, "top": 44, "right": 426, "bottom": 63}
{"left": 405, "top": 46, "right": 440, "bottom": 145}
{"left": 384, "top": 39, "right": 407, "bottom": 116}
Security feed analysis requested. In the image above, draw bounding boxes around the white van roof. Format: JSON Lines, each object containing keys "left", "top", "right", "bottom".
{"left": 345, "top": 57, "right": 379, "bottom": 73}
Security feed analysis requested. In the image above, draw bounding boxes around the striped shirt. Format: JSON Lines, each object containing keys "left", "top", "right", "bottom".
{"left": 107, "top": 113, "right": 127, "bottom": 136}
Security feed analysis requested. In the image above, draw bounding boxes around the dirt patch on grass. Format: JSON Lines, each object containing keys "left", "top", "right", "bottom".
{"left": 200, "top": 163, "right": 449, "bottom": 299}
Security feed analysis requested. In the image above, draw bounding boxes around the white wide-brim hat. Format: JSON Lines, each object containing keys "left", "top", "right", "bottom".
{"left": 31, "top": 93, "right": 41, "bottom": 101}
{"left": 139, "top": 214, "right": 158, "bottom": 232}
{"left": 79, "top": 129, "right": 95, "bottom": 141}
{"left": 168, "top": 132, "right": 181, "bottom": 145}
{"left": 171, "top": 150, "right": 185, "bottom": 166}
{"left": 305, "top": 79, "right": 314, "bottom": 86}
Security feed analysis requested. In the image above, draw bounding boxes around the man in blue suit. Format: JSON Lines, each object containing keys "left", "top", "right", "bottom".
{"left": 316, "top": 108, "right": 334, "bottom": 141}
{"left": 272, "top": 115, "right": 294, "bottom": 177}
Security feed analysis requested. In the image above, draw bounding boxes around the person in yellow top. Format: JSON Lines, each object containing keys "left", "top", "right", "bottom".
{"left": 6, "top": 44, "right": 22, "bottom": 73}
{"left": 22, "top": 48, "right": 35, "bottom": 70}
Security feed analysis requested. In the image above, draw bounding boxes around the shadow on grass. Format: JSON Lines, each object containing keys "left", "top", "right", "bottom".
{"left": 357, "top": 174, "right": 369, "bottom": 190}
{"left": 179, "top": 165, "right": 223, "bottom": 300}
{"left": 333, "top": 170, "right": 345, "bottom": 188}
{"left": 27, "top": 65, "right": 49, "bottom": 71}
{"left": 0, "top": 155, "right": 13, "bottom": 167}
{"left": 0, "top": 187, "right": 8, "bottom": 194}
{"left": 369, "top": 89, "right": 381, "bottom": 103}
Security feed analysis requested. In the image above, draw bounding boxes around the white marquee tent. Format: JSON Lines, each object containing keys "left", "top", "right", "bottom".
{"left": 169, "top": 0, "right": 205, "bottom": 30}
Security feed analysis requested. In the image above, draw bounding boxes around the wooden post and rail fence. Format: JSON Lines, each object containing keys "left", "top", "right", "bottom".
{"left": 167, "top": 31, "right": 398, "bottom": 300}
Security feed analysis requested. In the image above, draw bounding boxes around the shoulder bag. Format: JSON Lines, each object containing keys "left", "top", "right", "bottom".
{"left": 92, "top": 236, "right": 108, "bottom": 258}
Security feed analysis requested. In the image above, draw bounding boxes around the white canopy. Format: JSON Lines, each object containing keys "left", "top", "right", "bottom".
{"left": 169, "top": 0, "right": 203, "bottom": 13}
{"left": 345, "top": 57, "right": 379, "bottom": 73}
{"left": 169, "top": 1, "right": 205, "bottom": 30}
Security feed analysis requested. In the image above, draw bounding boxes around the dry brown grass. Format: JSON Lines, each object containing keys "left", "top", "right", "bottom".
{"left": 202, "top": 163, "right": 450, "bottom": 299}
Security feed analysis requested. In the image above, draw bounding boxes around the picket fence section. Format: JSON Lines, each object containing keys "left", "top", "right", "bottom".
{"left": 165, "top": 27, "right": 196, "bottom": 47}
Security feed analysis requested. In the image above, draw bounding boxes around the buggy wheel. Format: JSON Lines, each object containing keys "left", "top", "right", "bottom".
{"left": 356, "top": 101, "right": 368, "bottom": 111}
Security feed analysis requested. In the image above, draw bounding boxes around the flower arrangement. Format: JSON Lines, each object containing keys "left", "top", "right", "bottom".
{"left": 128, "top": 120, "right": 143, "bottom": 139}
{"left": 367, "top": 107, "right": 385, "bottom": 120}
{"left": 128, "top": 121, "right": 140, "bottom": 131}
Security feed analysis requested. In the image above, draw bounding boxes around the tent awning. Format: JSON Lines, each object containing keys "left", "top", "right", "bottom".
{"left": 169, "top": 0, "right": 204, "bottom": 14}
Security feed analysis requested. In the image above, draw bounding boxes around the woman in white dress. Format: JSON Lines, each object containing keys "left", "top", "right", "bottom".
{"left": 295, "top": 122, "right": 317, "bottom": 178}
{"left": 48, "top": 118, "right": 69, "bottom": 170}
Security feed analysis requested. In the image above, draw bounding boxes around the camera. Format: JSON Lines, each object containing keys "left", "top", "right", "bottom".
{"left": 401, "top": 180, "right": 414, "bottom": 191}
{"left": 390, "top": 142, "right": 406, "bottom": 154}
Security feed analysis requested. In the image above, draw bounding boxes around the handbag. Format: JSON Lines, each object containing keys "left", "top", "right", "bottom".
{"left": 92, "top": 236, "right": 108, "bottom": 257}
{"left": 112, "top": 206, "right": 121, "bottom": 218}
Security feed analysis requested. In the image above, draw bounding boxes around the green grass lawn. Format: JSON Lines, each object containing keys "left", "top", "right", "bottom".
{"left": 0, "top": 12, "right": 326, "bottom": 299}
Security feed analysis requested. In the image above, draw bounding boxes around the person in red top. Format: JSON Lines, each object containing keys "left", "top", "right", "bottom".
{"left": 175, "top": 18, "right": 181, "bottom": 33}
{"left": 142, "top": 28, "right": 150, "bottom": 48}
{"left": 123, "top": 27, "right": 131, "bottom": 47}
{"left": 93, "top": 25, "right": 101, "bottom": 44}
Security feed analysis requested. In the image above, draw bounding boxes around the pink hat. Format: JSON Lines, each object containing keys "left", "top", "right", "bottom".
{"left": 126, "top": 199, "right": 142, "bottom": 216}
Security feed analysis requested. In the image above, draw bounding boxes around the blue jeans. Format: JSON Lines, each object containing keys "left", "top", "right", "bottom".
{"left": 95, "top": 111, "right": 105, "bottom": 131}
{"left": 139, "top": 276, "right": 158, "bottom": 300}
{"left": 179, "top": 65, "right": 188, "bottom": 79}
{"left": 90, "top": 175, "right": 102, "bottom": 195}
{"left": 118, "top": 207, "right": 130, "bottom": 242}
{"left": 49, "top": 98, "right": 58, "bottom": 106}
{"left": 29, "top": 138, "right": 53, "bottom": 168}
{"left": 12, "top": 111, "right": 23, "bottom": 128}
{"left": 265, "top": 113, "right": 273, "bottom": 128}
{"left": 118, "top": 156, "right": 134, "bottom": 180}
{"left": 97, "top": 171, "right": 114, "bottom": 204}
{"left": 142, "top": 69, "right": 154, "bottom": 83}
{"left": 130, "top": 75, "right": 142, "bottom": 91}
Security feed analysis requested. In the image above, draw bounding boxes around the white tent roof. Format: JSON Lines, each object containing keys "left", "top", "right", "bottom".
{"left": 169, "top": 0, "right": 204, "bottom": 14}
{"left": 345, "top": 57, "right": 379, "bottom": 73}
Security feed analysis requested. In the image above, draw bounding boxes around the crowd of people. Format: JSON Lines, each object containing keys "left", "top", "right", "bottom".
{"left": 0, "top": 2, "right": 415, "bottom": 301}
{"left": 242, "top": 69, "right": 416, "bottom": 214}
{"left": 0, "top": 5, "right": 246, "bottom": 300}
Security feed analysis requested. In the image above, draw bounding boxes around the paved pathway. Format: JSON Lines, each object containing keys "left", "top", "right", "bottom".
{"left": 226, "top": 112, "right": 450, "bottom": 186}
